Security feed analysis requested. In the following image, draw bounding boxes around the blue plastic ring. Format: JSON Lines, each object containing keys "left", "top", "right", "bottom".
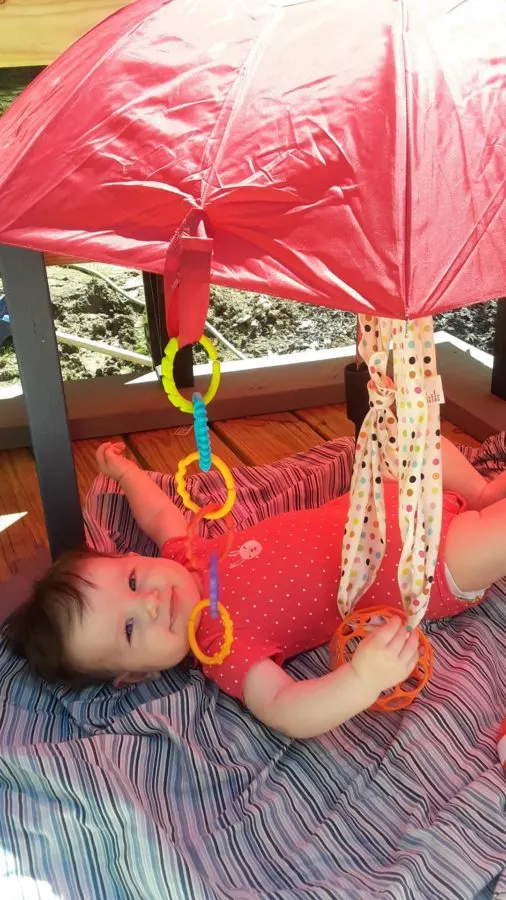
{"left": 209, "top": 551, "right": 219, "bottom": 619}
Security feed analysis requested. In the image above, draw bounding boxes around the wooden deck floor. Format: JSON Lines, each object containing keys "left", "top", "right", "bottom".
{"left": 0, "top": 404, "right": 482, "bottom": 582}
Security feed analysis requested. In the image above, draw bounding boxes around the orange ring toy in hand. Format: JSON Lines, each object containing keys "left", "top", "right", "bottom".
{"left": 329, "top": 606, "right": 433, "bottom": 712}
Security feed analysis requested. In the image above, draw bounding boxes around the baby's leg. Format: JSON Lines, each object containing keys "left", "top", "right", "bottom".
{"left": 444, "top": 497, "right": 506, "bottom": 593}
{"left": 441, "top": 436, "right": 506, "bottom": 510}
{"left": 440, "top": 437, "right": 486, "bottom": 508}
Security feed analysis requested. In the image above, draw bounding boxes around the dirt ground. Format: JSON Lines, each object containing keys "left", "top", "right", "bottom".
{"left": 0, "top": 263, "right": 498, "bottom": 386}
{"left": 0, "top": 263, "right": 361, "bottom": 383}
{"left": 0, "top": 68, "right": 501, "bottom": 386}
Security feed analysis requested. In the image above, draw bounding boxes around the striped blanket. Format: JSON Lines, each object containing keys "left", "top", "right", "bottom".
{"left": 0, "top": 435, "right": 505, "bottom": 899}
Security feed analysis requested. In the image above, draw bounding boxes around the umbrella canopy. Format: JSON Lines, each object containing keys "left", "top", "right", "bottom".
{"left": 0, "top": 0, "right": 504, "bottom": 321}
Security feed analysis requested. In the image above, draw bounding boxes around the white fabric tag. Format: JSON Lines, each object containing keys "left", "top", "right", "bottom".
{"left": 425, "top": 374, "right": 445, "bottom": 405}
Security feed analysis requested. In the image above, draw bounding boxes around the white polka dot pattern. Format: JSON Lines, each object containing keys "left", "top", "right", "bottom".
{"left": 393, "top": 318, "right": 443, "bottom": 628}
{"left": 337, "top": 317, "right": 398, "bottom": 619}
{"left": 161, "top": 487, "right": 476, "bottom": 699}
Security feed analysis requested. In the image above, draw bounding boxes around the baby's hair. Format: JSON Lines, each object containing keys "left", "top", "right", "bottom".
{"left": 3, "top": 545, "right": 115, "bottom": 687}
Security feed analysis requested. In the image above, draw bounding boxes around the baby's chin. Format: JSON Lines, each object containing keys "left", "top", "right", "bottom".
{"left": 156, "top": 639, "right": 191, "bottom": 672}
{"left": 178, "top": 572, "right": 203, "bottom": 611}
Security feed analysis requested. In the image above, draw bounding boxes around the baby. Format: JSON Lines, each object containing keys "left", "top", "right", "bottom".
{"left": 4, "top": 437, "right": 506, "bottom": 739}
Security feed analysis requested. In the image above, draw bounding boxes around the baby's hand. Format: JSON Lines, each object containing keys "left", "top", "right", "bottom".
{"left": 351, "top": 617, "right": 420, "bottom": 696}
{"left": 96, "top": 441, "right": 135, "bottom": 482}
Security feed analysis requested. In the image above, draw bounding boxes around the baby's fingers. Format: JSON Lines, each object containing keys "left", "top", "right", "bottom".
{"left": 372, "top": 616, "right": 404, "bottom": 648}
{"left": 399, "top": 629, "right": 420, "bottom": 667}
{"left": 104, "top": 441, "right": 125, "bottom": 456}
{"left": 386, "top": 621, "right": 418, "bottom": 657}
{"left": 96, "top": 441, "right": 112, "bottom": 464}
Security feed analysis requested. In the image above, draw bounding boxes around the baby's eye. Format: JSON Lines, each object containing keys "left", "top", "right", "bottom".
{"left": 128, "top": 570, "right": 137, "bottom": 592}
{"left": 125, "top": 618, "right": 134, "bottom": 644}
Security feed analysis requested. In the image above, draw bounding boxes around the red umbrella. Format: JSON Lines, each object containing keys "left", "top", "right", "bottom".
{"left": 0, "top": 0, "right": 504, "bottom": 348}
{"left": 1, "top": 0, "right": 504, "bottom": 649}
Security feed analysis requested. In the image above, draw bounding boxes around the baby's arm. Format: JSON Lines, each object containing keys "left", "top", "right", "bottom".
{"left": 96, "top": 442, "right": 187, "bottom": 546}
{"left": 243, "top": 618, "right": 418, "bottom": 739}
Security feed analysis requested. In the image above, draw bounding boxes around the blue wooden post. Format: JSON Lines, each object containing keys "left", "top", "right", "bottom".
{"left": 0, "top": 245, "right": 85, "bottom": 559}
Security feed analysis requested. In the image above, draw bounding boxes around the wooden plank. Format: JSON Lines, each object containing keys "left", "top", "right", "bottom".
{"left": 0, "top": 0, "right": 132, "bottom": 68}
{"left": 295, "top": 404, "right": 355, "bottom": 440}
{"left": 127, "top": 426, "right": 243, "bottom": 474}
{"left": 5, "top": 340, "right": 504, "bottom": 452}
{"left": 299, "top": 405, "right": 483, "bottom": 449}
{"left": 71, "top": 435, "right": 133, "bottom": 503}
{"left": 0, "top": 351, "right": 351, "bottom": 450}
{"left": 44, "top": 253, "right": 93, "bottom": 266}
{"left": 0, "top": 414, "right": 490, "bottom": 579}
{"left": 0, "top": 547, "right": 52, "bottom": 623}
{"left": 212, "top": 412, "right": 325, "bottom": 466}
{"left": 51, "top": 423, "right": 485, "bottom": 526}
{"left": 0, "top": 245, "right": 85, "bottom": 558}
{"left": 0, "top": 447, "right": 46, "bottom": 579}
{"left": 0, "top": 437, "right": 128, "bottom": 579}
{"left": 440, "top": 420, "right": 481, "bottom": 449}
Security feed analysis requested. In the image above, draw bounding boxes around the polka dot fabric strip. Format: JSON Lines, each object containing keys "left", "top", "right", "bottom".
{"left": 393, "top": 318, "right": 443, "bottom": 628}
{"left": 337, "top": 316, "right": 443, "bottom": 630}
{"left": 337, "top": 317, "right": 397, "bottom": 620}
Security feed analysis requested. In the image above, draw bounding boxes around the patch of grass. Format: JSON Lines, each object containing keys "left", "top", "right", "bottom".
{"left": 0, "top": 67, "right": 44, "bottom": 116}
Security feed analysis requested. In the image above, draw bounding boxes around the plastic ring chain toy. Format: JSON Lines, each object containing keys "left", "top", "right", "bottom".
{"left": 192, "top": 392, "right": 212, "bottom": 473}
{"left": 187, "top": 600, "right": 233, "bottom": 666}
{"left": 161, "top": 335, "right": 221, "bottom": 413}
{"left": 209, "top": 552, "right": 219, "bottom": 619}
{"left": 329, "top": 606, "right": 433, "bottom": 712}
{"left": 162, "top": 333, "right": 236, "bottom": 666}
{"left": 185, "top": 504, "right": 235, "bottom": 570}
{"left": 176, "top": 452, "right": 236, "bottom": 519}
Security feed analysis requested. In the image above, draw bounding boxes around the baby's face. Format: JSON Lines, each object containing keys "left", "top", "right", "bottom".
{"left": 65, "top": 553, "right": 201, "bottom": 682}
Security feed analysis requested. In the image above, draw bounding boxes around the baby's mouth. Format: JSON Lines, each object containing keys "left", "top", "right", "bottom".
{"left": 169, "top": 586, "right": 183, "bottom": 632}
{"left": 167, "top": 588, "right": 174, "bottom": 629}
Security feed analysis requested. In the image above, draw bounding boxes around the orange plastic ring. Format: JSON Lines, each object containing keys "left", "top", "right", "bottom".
{"left": 329, "top": 606, "right": 433, "bottom": 712}
{"left": 187, "top": 599, "right": 233, "bottom": 665}
{"left": 185, "top": 503, "right": 235, "bottom": 570}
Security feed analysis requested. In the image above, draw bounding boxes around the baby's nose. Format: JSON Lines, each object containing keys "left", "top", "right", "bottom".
{"left": 144, "top": 591, "right": 160, "bottom": 620}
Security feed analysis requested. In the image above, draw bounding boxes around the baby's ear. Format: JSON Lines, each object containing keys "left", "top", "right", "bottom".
{"left": 113, "top": 671, "right": 161, "bottom": 689}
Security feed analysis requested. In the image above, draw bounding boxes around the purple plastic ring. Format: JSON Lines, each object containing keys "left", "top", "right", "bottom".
{"left": 209, "top": 551, "right": 219, "bottom": 619}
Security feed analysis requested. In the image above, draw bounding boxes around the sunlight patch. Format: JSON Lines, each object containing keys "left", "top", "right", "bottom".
{"left": 0, "top": 512, "right": 27, "bottom": 534}
{"left": 1, "top": 850, "right": 62, "bottom": 899}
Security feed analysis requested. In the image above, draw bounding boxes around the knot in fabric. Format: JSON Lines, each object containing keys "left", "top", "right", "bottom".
{"left": 367, "top": 373, "right": 395, "bottom": 411}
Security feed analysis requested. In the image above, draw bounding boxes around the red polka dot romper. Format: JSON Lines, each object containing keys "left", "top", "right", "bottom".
{"left": 162, "top": 482, "right": 483, "bottom": 699}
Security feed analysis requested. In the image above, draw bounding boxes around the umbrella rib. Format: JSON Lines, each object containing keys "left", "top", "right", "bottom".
{"left": 399, "top": 0, "right": 412, "bottom": 318}
{"left": 199, "top": 10, "right": 280, "bottom": 205}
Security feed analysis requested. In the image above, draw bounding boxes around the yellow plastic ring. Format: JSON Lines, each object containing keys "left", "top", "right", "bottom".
{"left": 161, "top": 335, "right": 221, "bottom": 413}
{"left": 176, "top": 452, "right": 236, "bottom": 519}
{"left": 187, "top": 599, "right": 233, "bottom": 665}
